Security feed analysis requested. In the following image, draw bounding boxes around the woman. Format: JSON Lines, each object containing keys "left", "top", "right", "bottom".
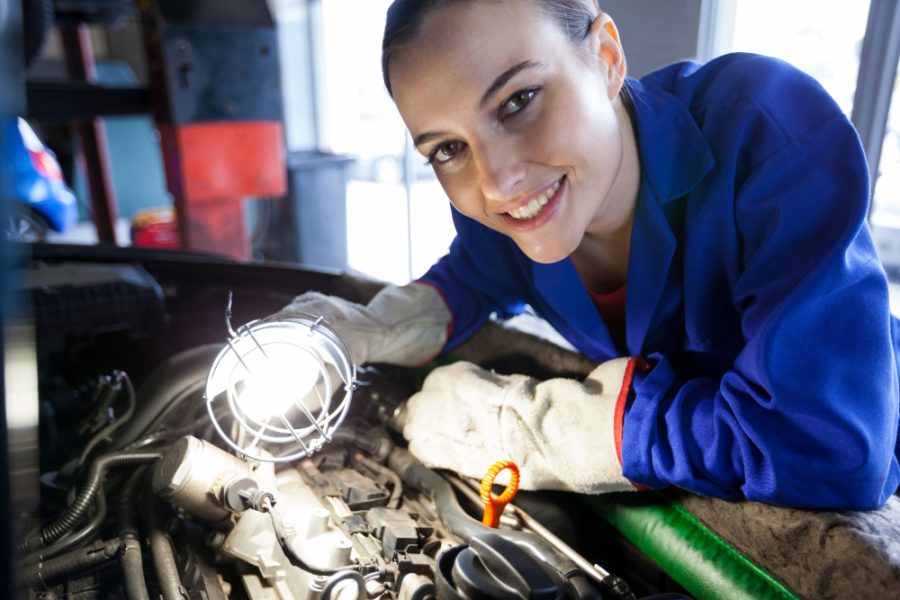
{"left": 282, "top": 0, "right": 900, "bottom": 509}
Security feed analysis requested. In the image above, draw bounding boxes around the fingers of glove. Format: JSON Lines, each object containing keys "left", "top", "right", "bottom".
{"left": 406, "top": 435, "right": 503, "bottom": 481}
{"left": 399, "top": 363, "right": 506, "bottom": 435}
{"left": 399, "top": 362, "right": 517, "bottom": 472}
{"left": 278, "top": 291, "right": 333, "bottom": 316}
{"left": 275, "top": 291, "right": 385, "bottom": 365}
{"left": 401, "top": 385, "right": 504, "bottom": 479}
{"left": 420, "top": 361, "right": 533, "bottom": 403}
{"left": 394, "top": 361, "right": 533, "bottom": 432}
{"left": 278, "top": 292, "right": 379, "bottom": 331}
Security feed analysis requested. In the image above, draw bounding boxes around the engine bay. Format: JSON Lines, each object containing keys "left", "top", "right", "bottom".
{"left": 10, "top": 244, "right": 691, "bottom": 600}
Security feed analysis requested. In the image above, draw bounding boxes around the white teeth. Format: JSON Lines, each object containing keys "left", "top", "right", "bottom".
{"left": 508, "top": 180, "right": 560, "bottom": 220}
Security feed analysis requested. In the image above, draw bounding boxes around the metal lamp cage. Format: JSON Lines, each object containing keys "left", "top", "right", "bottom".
{"left": 205, "top": 314, "right": 357, "bottom": 462}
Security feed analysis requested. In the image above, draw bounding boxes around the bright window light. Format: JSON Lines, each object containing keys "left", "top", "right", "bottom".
{"left": 729, "top": 0, "right": 871, "bottom": 116}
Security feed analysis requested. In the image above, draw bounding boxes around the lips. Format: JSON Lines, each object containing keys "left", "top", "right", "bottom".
{"left": 508, "top": 179, "right": 561, "bottom": 220}
{"left": 500, "top": 176, "right": 565, "bottom": 230}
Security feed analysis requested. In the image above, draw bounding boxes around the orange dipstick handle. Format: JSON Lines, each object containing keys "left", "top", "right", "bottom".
{"left": 480, "top": 460, "right": 520, "bottom": 528}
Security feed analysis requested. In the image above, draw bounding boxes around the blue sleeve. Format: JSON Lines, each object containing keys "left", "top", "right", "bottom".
{"left": 623, "top": 75, "right": 900, "bottom": 509}
{"left": 418, "top": 210, "right": 529, "bottom": 352}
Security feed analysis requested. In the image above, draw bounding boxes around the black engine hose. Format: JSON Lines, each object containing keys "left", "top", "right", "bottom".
{"left": 118, "top": 468, "right": 151, "bottom": 600}
{"left": 120, "top": 537, "right": 150, "bottom": 600}
{"left": 118, "top": 467, "right": 148, "bottom": 540}
{"left": 387, "top": 448, "right": 601, "bottom": 598}
{"left": 568, "top": 573, "right": 606, "bottom": 600}
{"left": 111, "top": 344, "right": 222, "bottom": 450}
{"left": 34, "top": 488, "right": 108, "bottom": 562}
{"left": 22, "top": 451, "right": 162, "bottom": 552}
{"left": 143, "top": 494, "right": 186, "bottom": 600}
{"left": 19, "top": 538, "right": 123, "bottom": 588}
{"left": 321, "top": 570, "right": 367, "bottom": 600}
{"left": 330, "top": 425, "right": 396, "bottom": 462}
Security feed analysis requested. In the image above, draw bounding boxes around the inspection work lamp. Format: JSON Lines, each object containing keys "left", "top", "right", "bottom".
{"left": 205, "top": 297, "right": 356, "bottom": 463}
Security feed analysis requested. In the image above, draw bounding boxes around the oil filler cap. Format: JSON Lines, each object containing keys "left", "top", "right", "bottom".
{"left": 440, "top": 533, "right": 565, "bottom": 599}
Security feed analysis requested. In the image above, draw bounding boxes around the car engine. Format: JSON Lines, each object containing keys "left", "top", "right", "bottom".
{"left": 10, "top": 246, "right": 688, "bottom": 600}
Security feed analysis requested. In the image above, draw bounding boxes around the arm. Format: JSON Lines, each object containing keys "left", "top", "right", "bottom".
{"left": 625, "top": 111, "right": 900, "bottom": 509}
{"left": 277, "top": 282, "right": 451, "bottom": 367}
{"left": 419, "top": 218, "right": 530, "bottom": 351}
{"left": 279, "top": 207, "right": 527, "bottom": 365}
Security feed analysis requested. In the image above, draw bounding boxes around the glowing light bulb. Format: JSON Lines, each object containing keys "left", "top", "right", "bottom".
{"left": 206, "top": 313, "right": 356, "bottom": 462}
{"left": 233, "top": 346, "right": 321, "bottom": 423}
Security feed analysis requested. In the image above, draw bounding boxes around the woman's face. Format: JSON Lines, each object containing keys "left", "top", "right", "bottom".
{"left": 389, "top": 0, "right": 637, "bottom": 264}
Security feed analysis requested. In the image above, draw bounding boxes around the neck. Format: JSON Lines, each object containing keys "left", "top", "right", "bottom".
{"left": 573, "top": 96, "right": 641, "bottom": 293}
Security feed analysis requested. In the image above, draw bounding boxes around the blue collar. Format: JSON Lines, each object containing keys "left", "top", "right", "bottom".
{"left": 534, "top": 77, "right": 715, "bottom": 357}
{"left": 626, "top": 76, "right": 714, "bottom": 204}
{"left": 625, "top": 77, "right": 715, "bottom": 352}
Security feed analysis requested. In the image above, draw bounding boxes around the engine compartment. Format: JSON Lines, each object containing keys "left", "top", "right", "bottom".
{"left": 10, "top": 244, "right": 691, "bottom": 600}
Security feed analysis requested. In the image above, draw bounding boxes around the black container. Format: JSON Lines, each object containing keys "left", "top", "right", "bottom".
{"left": 260, "top": 150, "right": 355, "bottom": 270}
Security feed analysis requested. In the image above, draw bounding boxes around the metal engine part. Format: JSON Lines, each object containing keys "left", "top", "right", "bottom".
{"left": 221, "top": 468, "right": 359, "bottom": 600}
{"left": 152, "top": 435, "right": 263, "bottom": 523}
{"left": 14, "top": 252, "right": 684, "bottom": 600}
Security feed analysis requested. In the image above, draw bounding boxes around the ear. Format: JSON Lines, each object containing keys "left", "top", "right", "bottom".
{"left": 587, "top": 13, "right": 627, "bottom": 99}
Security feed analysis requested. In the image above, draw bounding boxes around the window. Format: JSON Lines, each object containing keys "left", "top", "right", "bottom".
{"left": 869, "top": 61, "right": 900, "bottom": 290}
{"left": 728, "top": 0, "right": 871, "bottom": 117}
{"left": 319, "top": 0, "right": 454, "bottom": 284}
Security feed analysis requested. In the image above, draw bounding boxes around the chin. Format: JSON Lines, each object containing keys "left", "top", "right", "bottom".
{"left": 519, "top": 242, "right": 573, "bottom": 265}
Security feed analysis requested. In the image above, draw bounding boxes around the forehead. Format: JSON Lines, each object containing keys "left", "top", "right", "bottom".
{"left": 388, "top": 1, "right": 569, "bottom": 127}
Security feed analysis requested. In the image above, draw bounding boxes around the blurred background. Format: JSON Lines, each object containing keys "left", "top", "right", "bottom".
{"left": 1, "top": 0, "right": 897, "bottom": 287}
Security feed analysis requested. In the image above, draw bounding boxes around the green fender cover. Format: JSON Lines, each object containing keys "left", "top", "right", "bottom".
{"left": 584, "top": 492, "right": 801, "bottom": 600}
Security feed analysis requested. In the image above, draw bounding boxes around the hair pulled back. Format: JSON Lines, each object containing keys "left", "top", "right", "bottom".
{"left": 381, "top": 0, "right": 601, "bottom": 96}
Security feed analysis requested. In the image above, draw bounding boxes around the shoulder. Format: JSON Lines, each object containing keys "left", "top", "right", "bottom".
{"left": 641, "top": 53, "right": 844, "bottom": 139}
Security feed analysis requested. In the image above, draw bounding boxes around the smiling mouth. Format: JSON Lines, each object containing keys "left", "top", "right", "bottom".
{"left": 506, "top": 178, "right": 562, "bottom": 221}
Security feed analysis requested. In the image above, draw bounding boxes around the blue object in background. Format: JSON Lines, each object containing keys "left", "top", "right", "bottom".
{"left": 3, "top": 118, "right": 78, "bottom": 241}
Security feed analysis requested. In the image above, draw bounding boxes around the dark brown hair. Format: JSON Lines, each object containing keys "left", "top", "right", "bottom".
{"left": 381, "top": 0, "right": 601, "bottom": 96}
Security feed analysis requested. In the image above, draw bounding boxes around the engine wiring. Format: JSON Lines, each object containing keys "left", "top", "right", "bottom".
{"left": 76, "top": 371, "right": 137, "bottom": 467}
{"left": 18, "top": 342, "right": 649, "bottom": 600}
{"left": 260, "top": 493, "right": 363, "bottom": 577}
{"left": 21, "top": 450, "right": 163, "bottom": 554}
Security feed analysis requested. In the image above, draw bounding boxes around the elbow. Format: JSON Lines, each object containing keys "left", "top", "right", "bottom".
{"left": 760, "top": 398, "right": 900, "bottom": 510}
{"left": 752, "top": 445, "right": 900, "bottom": 511}
{"left": 836, "top": 454, "right": 900, "bottom": 511}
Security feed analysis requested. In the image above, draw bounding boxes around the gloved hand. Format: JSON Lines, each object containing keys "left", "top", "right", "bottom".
{"left": 396, "top": 358, "right": 649, "bottom": 494}
{"left": 275, "top": 282, "right": 452, "bottom": 367}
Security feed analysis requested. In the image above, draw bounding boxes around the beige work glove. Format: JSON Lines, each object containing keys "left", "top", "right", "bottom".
{"left": 275, "top": 282, "right": 452, "bottom": 367}
{"left": 397, "top": 358, "right": 646, "bottom": 494}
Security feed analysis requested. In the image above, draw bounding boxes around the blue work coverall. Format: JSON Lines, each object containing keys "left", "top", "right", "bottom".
{"left": 419, "top": 53, "right": 900, "bottom": 510}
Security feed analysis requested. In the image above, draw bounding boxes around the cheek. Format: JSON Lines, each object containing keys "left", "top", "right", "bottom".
{"left": 525, "top": 92, "right": 610, "bottom": 167}
{"left": 438, "top": 171, "right": 482, "bottom": 217}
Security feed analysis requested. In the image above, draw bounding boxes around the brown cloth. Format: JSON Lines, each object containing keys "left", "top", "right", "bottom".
{"left": 676, "top": 492, "right": 900, "bottom": 599}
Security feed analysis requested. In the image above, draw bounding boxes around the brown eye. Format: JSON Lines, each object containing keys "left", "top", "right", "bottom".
{"left": 498, "top": 87, "right": 540, "bottom": 120}
{"left": 428, "top": 140, "right": 464, "bottom": 165}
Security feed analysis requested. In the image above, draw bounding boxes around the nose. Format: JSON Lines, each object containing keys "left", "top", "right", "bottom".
{"left": 472, "top": 137, "right": 527, "bottom": 204}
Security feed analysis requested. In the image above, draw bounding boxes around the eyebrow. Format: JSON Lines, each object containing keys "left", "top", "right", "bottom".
{"left": 412, "top": 59, "right": 541, "bottom": 148}
{"left": 480, "top": 60, "right": 540, "bottom": 108}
